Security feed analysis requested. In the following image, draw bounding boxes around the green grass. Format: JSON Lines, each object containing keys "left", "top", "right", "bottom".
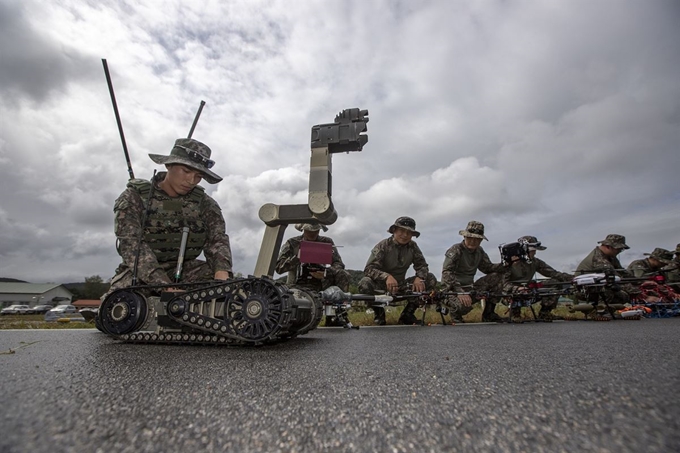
{"left": 0, "top": 314, "right": 95, "bottom": 330}
{"left": 322, "top": 303, "right": 585, "bottom": 326}
{"left": 0, "top": 304, "right": 586, "bottom": 330}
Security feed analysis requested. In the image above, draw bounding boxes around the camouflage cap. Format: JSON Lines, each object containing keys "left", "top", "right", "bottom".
{"left": 295, "top": 223, "right": 328, "bottom": 232}
{"left": 459, "top": 220, "right": 488, "bottom": 241}
{"left": 388, "top": 216, "right": 420, "bottom": 238}
{"left": 597, "top": 234, "right": 630, "bottom": 250}
{"left": 643, "top": 247, "right": 673, "bottom": 264}
{"left": 148, "top": 138, "right": 222, "bottom": 184}
{"left": 517, "top": 235, "right": 547, "bottom": 251}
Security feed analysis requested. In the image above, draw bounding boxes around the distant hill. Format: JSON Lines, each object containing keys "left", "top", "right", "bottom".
{"left": 64, "top": 282, "right": 110, "bottom": 301}
{"left": 347, "top": 269, "right": 363, "bottom": 287}
{"left": 60, "top": 269, "right": 366, "bottom": 298}
{"left": 0, "top": 277, "right": 28, "bottom": 283}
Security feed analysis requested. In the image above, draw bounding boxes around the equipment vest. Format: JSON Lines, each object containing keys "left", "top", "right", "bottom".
{"left": 127, "top": 178, "right": 207, "bottom": 263}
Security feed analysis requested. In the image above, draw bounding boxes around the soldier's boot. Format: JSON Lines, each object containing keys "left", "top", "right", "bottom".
{"left": 398, "top": 302, "right": 419, "bottom": 325}
{"left": 481, "top": 302, "right": 504, "bottom": 323}
{"left": 324, "top": 316, "right": 344, "bottom": 327}
{"left": 510, "top": 307, "right": 523, "bottom": 324}
{"left": 448, "top": 308, "right": 465, "bottom": 324}
{"left": 586, "top": 309, "right": 613, "bottom": 321}
{"left": 537, "top": 309, "right": 554, "bottom": 322}
{"left": 373, "top": 306, "right": 387, "bottom": 326}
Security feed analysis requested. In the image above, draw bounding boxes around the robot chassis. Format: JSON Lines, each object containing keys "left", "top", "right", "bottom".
{"left": 99, "top": 109, "right": 369, "bottom": 345}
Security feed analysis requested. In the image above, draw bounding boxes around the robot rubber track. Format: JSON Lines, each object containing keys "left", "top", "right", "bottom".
{"left": 98, "top": 277, "right": 322, "bottom": 346}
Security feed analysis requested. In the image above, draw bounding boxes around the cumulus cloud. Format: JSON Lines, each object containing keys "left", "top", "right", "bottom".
{"left": 0, "top": 0, "right": 678, "bottom": 283}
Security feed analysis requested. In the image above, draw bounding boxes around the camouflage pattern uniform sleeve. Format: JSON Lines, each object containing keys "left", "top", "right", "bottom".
{"left": 275, "top": 238, "right": 299, "bottom": 275}
{"left": 200, "top": 195, "right": 233, "bottom": 274}
{"left": 441, "top": 246, "right": 463, "bottom": 293}
{"left": 364, "top": 240, "right": 391, "bottom": 282}
{"left": 411, "top": 242, "right": 430, "bottom": 280}
{"left": 114, "top": 188, "right": 172, "bottom": 285}
{"left": 627, "top": 259, "right": 652, "bottom": 278}
{"left": 477, "top": 249, "right": 505, "bottom": 275}
{"left": 535, "top": 258, "right": 573, "bottom": 281}
{"left": 665, "top": 258, "right": 680, "bottom": 284}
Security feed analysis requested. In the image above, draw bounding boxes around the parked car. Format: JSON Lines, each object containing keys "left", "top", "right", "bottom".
{"left": 28, "top": 304, "right": 54, "bottom": 314}
{"left": 44, "top": 305, "right": 86, "bottom": 323}
{"left": 48, "top": 305, "right": 77, "bottom": 314}
{"left": 1, "top": 305, "right": 31, "bottom": 315}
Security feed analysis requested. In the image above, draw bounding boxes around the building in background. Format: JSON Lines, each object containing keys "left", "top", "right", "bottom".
{"left": 0, "top": 283, "right": 73, "bottom": 308}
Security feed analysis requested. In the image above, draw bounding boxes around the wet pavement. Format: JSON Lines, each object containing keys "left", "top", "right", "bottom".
{"left": 1, "top": 319, "right": 679, "bottom": 452}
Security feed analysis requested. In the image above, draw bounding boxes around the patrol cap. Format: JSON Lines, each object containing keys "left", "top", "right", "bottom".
{"left": 295, "top": 223, "right": 328, "bottom": 232}
{"left": 597, "top": 234, "right": 630, "bottom": 250}
{"left": 459, "top": 220, "right": 488, "bottom": 241}
{"left": 643, "top": 248, "right": 673, "bottom": 264}
{"left": 388, "top": 216, "right": 420, "bottom": 238}
{"left": 517, "top": 235, "right": 547, "bottom": 251}
{"left": 149, "top": 138, "right": 222, "bottom": 184}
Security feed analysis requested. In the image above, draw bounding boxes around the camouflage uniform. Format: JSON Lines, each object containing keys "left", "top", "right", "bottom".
{"left": 275, "top": 235, "right": 350, "bottom": 292}
{"left": 441, "top": 221, "right": 504, "bottom": 322}
{"left": 477, "top": 253, "right": 573, "bottom": 321}
{"left": 106, "top": 139, "right": 232, "bottom": 296}
{"left": 576, "top": 234, "right": 633, "bottom": 308}
{"left": 665, "top": 244, "right": 680, "bottom": 290}
{"left": 627, "top": 248, "right": 673, "bottom": 278}
{"left": 359, "top": 217, "right": 437, "bottom": 325}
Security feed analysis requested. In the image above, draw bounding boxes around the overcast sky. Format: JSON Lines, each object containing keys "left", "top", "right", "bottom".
{"left": 1, "top": 0, "right": 678, "bottom": 284}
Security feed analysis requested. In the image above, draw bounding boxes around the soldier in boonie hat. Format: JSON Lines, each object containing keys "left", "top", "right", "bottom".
{"left": 358, "top": 215, "right": 437, "bottom": 326}
{"left": 441, "top": 220, "right": 504, "bottom": 323}
{"left": 388, "top": 216, "right": 420, "bottom": 238}
{"left": 675, "top": 244, "right": 680, "bottom": 255}
{"left": 149, "top": 138, "right": 222, "bottom": 184}
{"left": 276, "top": 223, "right": 350, "bottom": 327}
{"left": 643, "top": 248, "right": 674, "bottom": 264}
{"left": 628, "top": 247, "right": 673, "bottom": 278}
{"left": 104, "top": 138, "right": 233, "bottom": 298}
{"left": 597, "top": 234, "right": 630, "bottom": 250}
{"left": 459, "top": 220, "right": 488, "bottom": 241}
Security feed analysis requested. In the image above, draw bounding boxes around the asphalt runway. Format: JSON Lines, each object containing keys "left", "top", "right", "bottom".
{"left": 1, "top": 319, "right": 679, "bottom": 453}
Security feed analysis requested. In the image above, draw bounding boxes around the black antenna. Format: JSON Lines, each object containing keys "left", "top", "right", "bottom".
{"left": 102, "top": 59, "right": 135, "bottom": 180}
{"left": 188, "top": 100, "right": 205, "bottom": 138}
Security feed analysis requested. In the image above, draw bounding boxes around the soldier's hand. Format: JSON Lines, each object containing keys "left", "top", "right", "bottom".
{"left": 386, "top": 275, "right": 399, "bottom": 294}
{"left": 310, "top": 271, "right": 325, "bottom": 280}
{"left": 214, "top": 270, "right": 231, "bottom": 281}
{"left": 413, "top": 277, "right": 426, "bottom": 292}
{"left": 459, "top": 294, "right": 472, "bottom": 307}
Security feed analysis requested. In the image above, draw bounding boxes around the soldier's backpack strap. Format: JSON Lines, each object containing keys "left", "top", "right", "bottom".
{"left": 126, "top": 178, "right": 152, "bottom": 208}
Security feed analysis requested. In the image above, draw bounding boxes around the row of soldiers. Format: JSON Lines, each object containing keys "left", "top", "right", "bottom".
{"left": 107, "top": 138, "right": 677, "bottom": 326}
{"left": 276, "top": 216, "right": 680, "bottom": 325}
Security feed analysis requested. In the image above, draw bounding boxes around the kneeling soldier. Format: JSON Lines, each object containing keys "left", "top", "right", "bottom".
{"left": 441, "top": 221, "right": 504, "bottom": 323}
{"left": 359, "top": 217, "right": 437, "bottom": 325}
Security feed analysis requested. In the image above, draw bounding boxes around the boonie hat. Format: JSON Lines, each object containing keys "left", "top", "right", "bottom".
{"left": 149, "top": 138, "right": 222, "bottom": 184}
{"left": 597, "top": 234, "right": 630, "bottom": 250}
{"left": 517, "top": 235, "right": 547, "bottom": 251}
{"left": 459, "top": 220, "right": 488, "bottom": 241}
{"left": 643, "top": 248, "right": 673, "bottom": 264}
{"left": 295, "top": 223, "right": 328, "bottom": 232}
{"left": 388, "top": 216, "right": 420, "bottom": 238}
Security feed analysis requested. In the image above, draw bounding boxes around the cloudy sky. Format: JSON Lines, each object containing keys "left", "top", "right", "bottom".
{"left": 1, "top": 0, "right": 678, "bottom": 284}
